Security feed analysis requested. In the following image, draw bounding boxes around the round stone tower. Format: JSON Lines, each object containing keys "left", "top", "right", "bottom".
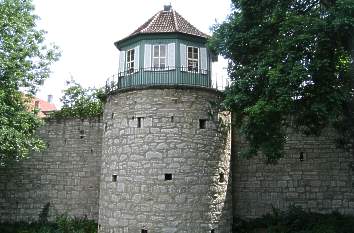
{"left": 98, "top": 6, "right": 232, "bottom": 233}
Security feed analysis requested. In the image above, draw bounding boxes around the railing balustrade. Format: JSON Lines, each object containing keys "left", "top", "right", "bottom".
{"left": 105, "top": 67, "right": 215, "bottom": 93}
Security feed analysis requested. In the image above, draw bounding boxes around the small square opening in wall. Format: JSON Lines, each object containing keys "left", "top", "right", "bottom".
{"left": 165, "top": 173, "right": 172, "bottom": 180}
{"left": 112, "top": 174, "right": 117, "bottom": 182}
{"left": 199, "top": 119, "right": 207, "bottom": 129}
{"left": 141, "top": 229, "right": 148, "bottom": 233}
{"left": 137, "top": 117, "right": 144, "bottom": 128}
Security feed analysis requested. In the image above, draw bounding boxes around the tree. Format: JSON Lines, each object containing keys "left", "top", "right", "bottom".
{"left": 210, "top": 0, "right": 354, "bottom": 162}
{"left": 50, "top": 80, "right": 104, "bottom": 119}
{"left": 0, "top": 0, "right": 60, "bottom": 166}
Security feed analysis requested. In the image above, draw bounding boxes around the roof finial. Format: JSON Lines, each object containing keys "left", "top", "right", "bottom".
{"left": 164, "top": 4, "right": 172, "bottom": 12}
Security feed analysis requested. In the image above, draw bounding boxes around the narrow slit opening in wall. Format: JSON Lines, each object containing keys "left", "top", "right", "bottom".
{"left": 199, "top": 119, "right": 207, "bottom": 129}
{"left": 141, "top": 229, "right": 148, "bottom": 233}
{"left": 219, "top": 172, "right": 225, "bottom": 183}
{"left": 104, "top": 123, "right": 108, "bottom": 132}
{"left": 299, "top": 152, "right": 304, "bottom": 161}
{"left": 111, "top": 112, "right": 115, "bottom": 119}
{"left": 171, "top": 116, "right": 174, "bottom": 122}
{"left": 112, "top": 174, "right": 117, "bottom": 182}
{"left": 137, "top": 117, "right": 144, "bottom": 128}
{"left": 165, "top": 173, "right": 172, "bottom": 181}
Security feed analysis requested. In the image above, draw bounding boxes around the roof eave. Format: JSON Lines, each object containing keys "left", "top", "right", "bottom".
{"left": 114, "top": 32, "right": 208, "bottom": 50}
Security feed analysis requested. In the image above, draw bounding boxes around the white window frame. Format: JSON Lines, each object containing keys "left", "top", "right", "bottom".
{"left": 152, "top": 44, "right": 167, "bottom": 70}
{"left": 126, "top": 48, "right": 135, "bottom": 74}
{"left": 187, "top": 46, "right": 199, "bottom": 72}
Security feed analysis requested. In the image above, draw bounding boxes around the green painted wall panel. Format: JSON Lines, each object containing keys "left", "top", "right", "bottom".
{"left": 113, "top": 36, "right": 213, "bottom": 90}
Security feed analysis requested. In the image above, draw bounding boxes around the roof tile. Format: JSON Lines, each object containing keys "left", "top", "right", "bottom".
{"left": 129, "top": 8, "right": 208, "bottom": 38}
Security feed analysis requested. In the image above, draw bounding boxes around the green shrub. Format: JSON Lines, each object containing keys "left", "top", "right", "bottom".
{"left": 0, "top": 215, "right": 97, "bottom": 233}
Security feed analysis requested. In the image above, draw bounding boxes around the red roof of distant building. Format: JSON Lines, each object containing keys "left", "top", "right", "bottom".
{"left": 29, "top": 97, "right": 57, "bottom": 118}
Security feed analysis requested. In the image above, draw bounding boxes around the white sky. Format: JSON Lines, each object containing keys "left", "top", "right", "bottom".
{"left": 33, "top": 0, "right": 232, "bottom": 107}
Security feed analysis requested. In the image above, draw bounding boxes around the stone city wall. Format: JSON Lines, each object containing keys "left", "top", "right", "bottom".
{"left": 0, "top": 118, "right": 102, "bottom": 222}
{"left": 1, "top": 94, "right": 354, "bottom": 226}
{"left": 232, "top": 127, "right": 354, "bottom": 218}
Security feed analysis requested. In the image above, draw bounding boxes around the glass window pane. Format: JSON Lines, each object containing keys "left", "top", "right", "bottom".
{"left": 188, "top": 52, "right": 192, "bottom": 59}
{"left": 160, "top": 45, "right": 166, "bottom": 57}
{"left": 154, "top": 46, "right": 159, "bottom": 57}
{"left": 153, "top": 58, "right": 159, "bottom": 67}
{"left": 131, "top": 51, "right": 134, "bottom": 60}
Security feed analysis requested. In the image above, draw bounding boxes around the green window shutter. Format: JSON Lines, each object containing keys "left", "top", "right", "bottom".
{"left": 118, "top": 50, "right": 126, "bottom": 75}
{"left": 168, "top": 43, "right": 175, "bottom": 69}
{"left": 134, "top": 45, "right": 140, "bottom": 71}
{"left": 144, "top": 44, "right": 151, "bottom": 70}
{"left": 180, "top": 43, "right": 186, "bottom": 71}
{"left": 200, "top": 47, "right": 207, "bottom": 74}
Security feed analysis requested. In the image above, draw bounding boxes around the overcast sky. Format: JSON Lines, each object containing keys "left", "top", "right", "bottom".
{"left": 33, "top": 0, "right": 232, "bottom": 107}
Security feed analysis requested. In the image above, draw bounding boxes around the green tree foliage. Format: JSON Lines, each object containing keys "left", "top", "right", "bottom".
{"left": 50, "top": 80, "right": 104, "bottom": 119}
{"left": 0, "top": 0, "right": 60, "bottom": 166}
{"left": 210, "top": 0, "right": 354, "bottom": 162}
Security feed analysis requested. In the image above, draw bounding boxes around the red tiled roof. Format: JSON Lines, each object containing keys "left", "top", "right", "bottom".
{"left": 28, "top": 97, "right": 57, "bottom": 118}
{"left": 128, "top": 7, "right": 208, "bottom": 39}
{"left": 33, "top": 98, "right": 56, "bottom": 112}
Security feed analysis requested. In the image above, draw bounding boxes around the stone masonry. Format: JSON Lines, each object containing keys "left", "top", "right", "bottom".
{"left": 98, "top": 87, "right": 232, "bottom": 233}
{"left": 0, "top": 118, "right": 102, "bottom": 222}
{"left": 0, "top": 88, "right": 354, "bottom": 230}
{"left": 233, "top": 127, "right": 354, "bottom": 218}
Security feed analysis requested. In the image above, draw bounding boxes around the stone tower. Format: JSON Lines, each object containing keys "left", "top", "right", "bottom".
{"left": 98, "top": 6, "right": 232, "bottom": 233}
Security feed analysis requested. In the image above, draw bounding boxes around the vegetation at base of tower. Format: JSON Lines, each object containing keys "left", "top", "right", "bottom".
{"left": 210, "top": 0, "right": 354, "bottom": 163}
{"left": 234, "top": 206, "right": 354, "bottom": 233}
{"left": 0, "top": 215, "right": 97, "bottom": 233}
{"left": 50, "top": 80, "right": 105, "bottom": 119}
{"left": 0, "top": 0, "right": 60, "bottom": 166}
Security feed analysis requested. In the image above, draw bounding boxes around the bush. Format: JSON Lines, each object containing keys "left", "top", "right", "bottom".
{"left": 49, "top": 80, "right": 105, "bottom": 119}
{"left": 233, "top": 206, "right": 354, "bottom": 233}
{"left": 0, "top": 215, "right": 97, "bottom": 233}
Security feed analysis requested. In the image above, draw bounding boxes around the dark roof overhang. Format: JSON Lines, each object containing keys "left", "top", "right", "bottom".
{"left": 114, "top": 32, "right": 208, "bottom": 50}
